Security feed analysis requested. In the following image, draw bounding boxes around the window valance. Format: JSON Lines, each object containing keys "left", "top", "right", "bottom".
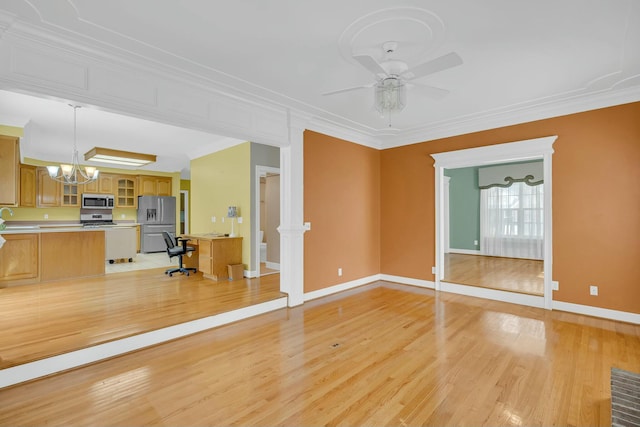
{"left": 478, "top": 161, "right": 543, "bottom": 189}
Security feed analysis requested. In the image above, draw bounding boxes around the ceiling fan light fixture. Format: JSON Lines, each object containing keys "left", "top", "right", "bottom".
{"left": 374, "top": 77, "right": 406, "bottom": 114}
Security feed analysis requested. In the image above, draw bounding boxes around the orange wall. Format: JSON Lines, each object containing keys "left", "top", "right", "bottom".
{"left": 380, "top": 101, "right": 640, "bottom": 314}
{"left": 304, "top": 130, "right": 381, "bottom": 292}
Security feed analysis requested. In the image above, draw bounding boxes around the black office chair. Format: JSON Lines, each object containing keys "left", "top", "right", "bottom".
{"left": 162, "top": 231, "right": 197, "bottom": 277}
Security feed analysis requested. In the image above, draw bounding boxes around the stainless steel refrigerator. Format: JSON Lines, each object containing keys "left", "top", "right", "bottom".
{"left": 137, "top": 196, "right": 177, "bottom": 253}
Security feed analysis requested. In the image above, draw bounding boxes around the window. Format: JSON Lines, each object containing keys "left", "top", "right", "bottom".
{"left": 481, "top": 182, "right": 543, "bottom": 259}
{"left": 485, "top": 182, "right": 543, "bottom": 238}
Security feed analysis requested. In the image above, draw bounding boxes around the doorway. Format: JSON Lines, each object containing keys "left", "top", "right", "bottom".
{"left": 180, "top": 190, "right": 189, "bottom": 235}
{"left": 443, "top": 162, "right": 544, "bottom": 296}
{"left": 432, "top": 136, "right": 556, "bottom": 309}
{"left": 255, "top": 166, "right": 280, "bottom": 276}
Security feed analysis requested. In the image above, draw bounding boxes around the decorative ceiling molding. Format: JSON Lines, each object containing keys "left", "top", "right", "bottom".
{"left": 1, "top": 6, "right": 640, "bottom": 154}
{"left": 380, "top": 84, "right": 640, "bottom": 149}
{"left": 338, "top": 7, "right": 445, "bottom": 65}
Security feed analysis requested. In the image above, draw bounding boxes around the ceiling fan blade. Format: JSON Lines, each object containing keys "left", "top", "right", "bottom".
{"left": 353, "top": 54, "right": 388, "bottom": 77}
{"left": 401, "top": 52, "right": 463, "bottom": 80}
{"left": 322, "top": 83, "right": 373, "bottom": 96}
{"left": 408, "top": 82, "right": 450, "bottom": 99}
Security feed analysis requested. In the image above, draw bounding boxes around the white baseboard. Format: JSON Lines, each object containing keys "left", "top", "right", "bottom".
{"left": 448, "top": 248, "right": 481, "bottom": 255}
{"left": 266, "top": 261, "right": 280, "bottom": 270}
{"left": 379, "top": 274, "right": 435, "bottom": 289}
{"left": 0, "top": 297, "right": 288, "bottom": 389}
{"left": 244, "top": 269, "right": 258, "bottom": 278}
{"left": 552, "top": 301, "right": 640, "bottom": 324}
{"left": 440, "top": 281, "right": 545, "bottom": 308}
{"left": 304, "top": 274, "right": 381, "bottom": 302}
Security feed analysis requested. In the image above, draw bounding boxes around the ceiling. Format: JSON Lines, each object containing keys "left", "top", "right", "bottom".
{"left": 1, "top": 0, "right": 639, "bottom": 177}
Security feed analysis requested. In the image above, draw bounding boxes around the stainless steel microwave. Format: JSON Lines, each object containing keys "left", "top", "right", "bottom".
{"left": 81, "top": 193, "right": 114, "bottom": 209}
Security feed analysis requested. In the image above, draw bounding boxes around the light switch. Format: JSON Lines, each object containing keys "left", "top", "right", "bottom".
{"left": 237, "top": 217, "right": 243, "bottom": 224}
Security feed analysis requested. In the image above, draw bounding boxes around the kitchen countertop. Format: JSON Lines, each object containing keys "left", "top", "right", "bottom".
{"left": 0, "top": 223, "right": 139, "bottom": 234}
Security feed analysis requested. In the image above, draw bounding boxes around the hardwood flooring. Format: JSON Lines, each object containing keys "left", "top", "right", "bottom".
{"left": 0, "top": 268, "right": 284, "bottom": 368}
{"left": 444, "top": 253, "right": 544, "bottom": 295}
{"left": 1, "top": 281, "right": 638, "bottom": 426}
{"left": 260, "top": 262, "right": 279, "bottom": 276}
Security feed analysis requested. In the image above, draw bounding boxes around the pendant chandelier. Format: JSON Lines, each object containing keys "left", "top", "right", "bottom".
{"left": 47, "top": 105, "right": 99, "bottom": 185}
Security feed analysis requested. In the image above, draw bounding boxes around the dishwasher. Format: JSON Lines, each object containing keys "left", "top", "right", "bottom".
{"left": 105, "top": 226, "right": 137, "bottom": 264}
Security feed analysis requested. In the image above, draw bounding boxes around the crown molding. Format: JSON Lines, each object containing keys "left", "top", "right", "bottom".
{"left": 380, "top": 85, "right": 640, "bottom": 148}
{"left": 306, "top": 116, "right": 381, "bottom": 149}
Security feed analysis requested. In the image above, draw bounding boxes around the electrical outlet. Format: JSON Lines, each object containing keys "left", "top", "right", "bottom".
{"left": 222, "top": 217, "right": 225, "bottom": 223}
{"left": 237, "top": 217, "right": 243, "bottom": 224}
{"left": 211, "top": 216, "right": 216, "bottom": 223}
{"left": 431, "top": 266, "right": 436, "bottom": 274}
{"left": 552, "top": 281, "right": 559, "bottom": 291}
{"left": 590, "top": 285, "right": 598, "bottom": 296}
{"left": 121, "top": 214, "right": 125, "bottom": 219}
{"left": 44, "top": 214, "right": 48, "bottom": 219}
{"left": 338, "top": 268, "right": 342, "bottom": 277}
{"left": 474, "top": 240, "right": 478, "bottom": 246}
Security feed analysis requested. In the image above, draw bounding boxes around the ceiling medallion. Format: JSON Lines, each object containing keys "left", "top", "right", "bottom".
{"left": 338, "top": 7, "right": 446, "bottom": 67}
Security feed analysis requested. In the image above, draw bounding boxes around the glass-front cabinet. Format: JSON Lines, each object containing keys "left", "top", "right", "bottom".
{"left": 116, "top": 176, "right": 137, "bottom": 208}
{"left": 61, "top": 182, "right": 80, "bottom": 206}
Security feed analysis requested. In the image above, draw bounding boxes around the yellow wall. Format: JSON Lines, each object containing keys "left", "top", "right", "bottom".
{"left": 0, "top": 125, "right": 23, "bottom": 138}
{"left": 191, "top": 142, "right": 251, "bottom": 268}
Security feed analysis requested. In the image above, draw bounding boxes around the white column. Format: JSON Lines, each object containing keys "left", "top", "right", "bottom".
{"left": 278, "top": 113, "right": 307, "bottom": 307}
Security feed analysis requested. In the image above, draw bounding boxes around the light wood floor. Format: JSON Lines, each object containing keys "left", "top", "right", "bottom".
{"left": 444, "top": 253, "right": 544, "bottom": 295}
{"left": 0, "top": 269, "right": 284, "bottom": 368}
{"left": 260, "top": 262, "right": 279, "bottom": 276}
{"left": 1, "top": 281, "right": 638, "bottom": 426}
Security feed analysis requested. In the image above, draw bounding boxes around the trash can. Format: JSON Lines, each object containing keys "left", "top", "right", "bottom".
{"left": 228, "top": 264, "right": 244, "bottom": 280}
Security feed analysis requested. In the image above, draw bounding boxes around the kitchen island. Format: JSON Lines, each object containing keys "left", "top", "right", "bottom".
{"left": 0, "top": 224, "right": 135, "bottom": 286}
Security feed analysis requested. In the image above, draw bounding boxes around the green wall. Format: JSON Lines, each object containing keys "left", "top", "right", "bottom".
{"left": 445, "top": 167, "right": 480, "bottom": 251}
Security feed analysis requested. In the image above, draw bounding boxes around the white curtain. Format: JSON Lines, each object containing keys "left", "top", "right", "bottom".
{"left": 480, "top": 182, "right": 544, "bottom": 260}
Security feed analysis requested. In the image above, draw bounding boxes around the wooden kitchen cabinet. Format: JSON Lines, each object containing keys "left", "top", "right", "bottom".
{"left": 156, "top": 177, "right": 172, "bottom": 196}
{"left": 138, "top": 175, "right": 172, "bottom": 196}
{"left": 116, "top": 176, "right": 137, "bottom": 208}
{"left": 35, "top": 169, "right": 81, "bottom": 207}
{"left": 83, "top": 173, "right": 115, "bottom": 195}
{"left": 19, "top": 164, "right": 37, "bottom": 207}
{"left": 0, "top": 233, "right": 39, "bottom": 285}
{"left": 0, "top": 135, "right": 20, "bottom": 206}
{"left": 36, "top": 167, "right": 60, "bottom": 207}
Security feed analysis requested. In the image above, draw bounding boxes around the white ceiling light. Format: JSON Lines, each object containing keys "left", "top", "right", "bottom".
{"left": 374, "top": 77, "right": 406, "bottom": 114}
{"left": 84, "top": 147, "right": 156, "bottom": 167}
{"left": 47, "top": 105, "right": 99, "bottom": 185}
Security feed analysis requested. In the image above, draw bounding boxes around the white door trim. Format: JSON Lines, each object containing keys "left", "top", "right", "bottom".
{"left": 432, "top": 136, "right": 557, "bottom": 309}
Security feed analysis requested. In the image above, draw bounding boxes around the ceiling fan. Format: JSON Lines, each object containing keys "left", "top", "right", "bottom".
{"left": 324, "top": 41, "right": 463, "bottom": 114}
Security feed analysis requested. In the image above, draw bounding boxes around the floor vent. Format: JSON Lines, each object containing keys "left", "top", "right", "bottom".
{"left": 611, "top": 367, "right": 640, "bottom": 427}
